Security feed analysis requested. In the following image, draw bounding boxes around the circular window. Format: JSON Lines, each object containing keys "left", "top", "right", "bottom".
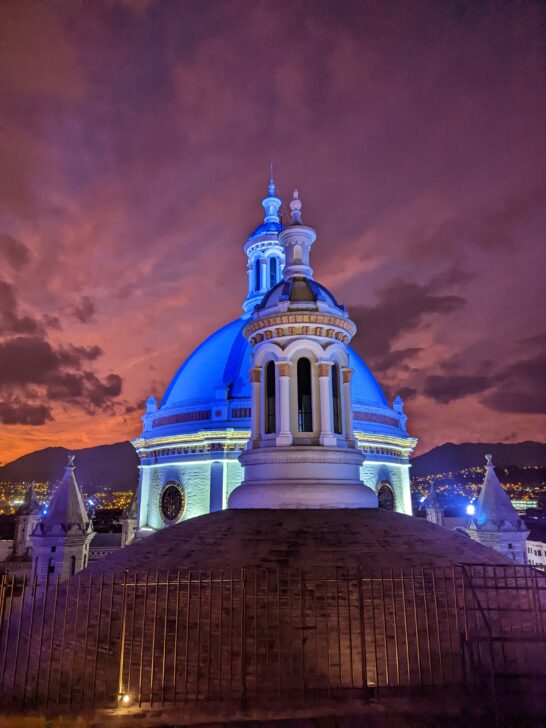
{"left": 160, "top": 483, "right": 185, "bottom": 523}
{"left": 377, "top": 482, "right": 395, "bottom": 511}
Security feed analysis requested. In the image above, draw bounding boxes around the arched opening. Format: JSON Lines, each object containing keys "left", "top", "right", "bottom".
{"left": 48, "top": 557, "right": 55, "bottom": 574}
{"left": 331, "top": 363, "right": 342, "bottom": 434}
{"left": 297, "top": 358, "right": 313, "bottom": 432}
{"left": 269, "top": 257, "right": 278, "bottom": 288}
{"left": 377, "top": 482, "right": 395, "bottom": 511}
{"left": 70, "top": 555, "right": 76, "bottom": 576}
{"left": 265, "top": 361, "right": 276, "bottom": 434}
{"left": 254, "top": 258, "right": 261, "bottom": 291}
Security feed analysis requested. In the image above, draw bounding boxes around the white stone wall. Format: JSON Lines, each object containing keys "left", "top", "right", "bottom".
{"left": 360, "top": 461, "right": 412, "bottom": 515}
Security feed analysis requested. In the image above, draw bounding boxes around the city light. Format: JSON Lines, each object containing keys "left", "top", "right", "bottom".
{"left": 466, "top": 503, "right": 476, "bottom": 516}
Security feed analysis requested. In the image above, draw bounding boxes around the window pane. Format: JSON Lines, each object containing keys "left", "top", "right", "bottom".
{"left": 332, "top": 363, "right": 342, "bottom": 434}
{"left": 255, "top": 258, "right": 261, "bottom": 291}
{"left": 265, "top": 361, "right": 276, "bottom": 434}
{"left": 269, "top": 257, "right": 278, "bottom": 287}
{"left": 297, "top": 358, "right": 313, "bottom": 432}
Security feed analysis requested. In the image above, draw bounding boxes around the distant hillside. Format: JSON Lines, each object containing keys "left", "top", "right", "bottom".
{"left": 1, "top": 439, "right": 544, "bottom": 491}
{"left": 0, "top": 441, "right": 139, "bottom": 490}
{"left": 411, "top": 441, "right": 546, "bottom": 477}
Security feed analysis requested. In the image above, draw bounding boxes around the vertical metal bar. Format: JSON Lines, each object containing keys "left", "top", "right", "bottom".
{"left": 173, "top": 571, "right": 181, "bottom": 705}
{"left": 161, "top": 571, "right": 170, "bottom": 707}
{"left": 335, "top": 567, "right": 343, "bottom": 688}
{"left": 240, "top": 568, "right": 246, "bottom": 706}
{"left": 45, "top": 574, "right": 60, "bottom": 708}
{"left": 34, "top": 574, "right": 50, "bottom": 706}
{"left": 314, "top": 568, "right": 320, "bottom": 688}
{"left": 206, "top": 570, "right": 213, "bottom": 699}
{"left": 288, "top": 568, "right": 293, "bottom": 685}
{"left": 11, "top": 574, "right": 28, "bottom": 704}
{"left": 300, "top": 568, "right": 305, "bottom": 695}
{"left": 80, "top": 573, "right": 93, "bottom": 708}
{"left": 431, "top": 568, "right": 444, "bottom": 685}
{"left": 68, "top": 574, "right": 82, "bottom": 709}
{"left": 90, "top": 573, "right": 105, "bottom": 708}
{"left": 254, "top": 568, "right": 258, "bottom": 698}
{"left": 380, "top": 569, "right": 390, "bottom": 686}
{"left": 22, "top": 572, "right": 38, "bottom": 707}
{"left": 357, "top": 567, "right": 368, "bottom": 694}
{"left": 117, "top": 570, "right": 129, "bottom": 703}
{"left": 400, "top": 569, "right": 411, "bottom": 687}
{"left": 277, "top": 567, "right": 281, "bottom": 698}
{"left": 228, "top": 569, "right": 233, "bottom": 696}
{"left": 138, "top": 571, "right": 149, "bottom": 707}
{"left": 126, "top": 572, "right": 138, "bottom": 697}
{"left": 265, "top": 568, "right": 269, "bottom": 690}
{"left": 325, "top": 571, "right": 331, "bottom": 696}
{"left": 218, "top": 569, "right": 223, "bottom": 700}
{"left": 195, "top": 570, "right": 202, "bottom": 700}
{"left": 0, "top": 574, "right": 16, "bottom": 696}
{"left": 149, "top": 570, "right": 159, "bottom": 706}
{"left": 57, "top": 574, "right": 72, "bottom": 706}
{"left": 104, "top": 572, "right": 116, "bottom": 705}
{"left": 370, "top": 570, "right": 379, "bottom": 689}
{"left": 442, "top": 568, "right": 455, "bottom": 679}
{"left": 411, "top": 568, "right": 422, "bottom": 687}
{"left": 421, "top": 568, "right": 432, "bottom": 684}
{"left": 183, "top": 570, "right": 192, "bottom": 701}
{"left": 346, "top": 569, "right": 355, "bottom": 691}
{"left": 390, "top": 569, "right": 400, "bottom": 686}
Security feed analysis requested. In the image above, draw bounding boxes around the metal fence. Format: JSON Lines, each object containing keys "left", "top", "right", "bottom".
{"left": 0, "top": 564, "right": 544, "bottom": 713}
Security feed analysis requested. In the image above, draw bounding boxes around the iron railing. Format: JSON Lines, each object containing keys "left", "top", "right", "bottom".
{"left": 0, "top": 564, "right": 544, "bottom": 713}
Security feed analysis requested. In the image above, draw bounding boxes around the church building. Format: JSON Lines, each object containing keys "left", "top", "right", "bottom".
{"left": 133, "top": 179, "right": 417, "bottom": 533}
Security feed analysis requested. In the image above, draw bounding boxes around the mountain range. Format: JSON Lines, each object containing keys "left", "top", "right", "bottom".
{"left": 0, "top": 440, "right": 544, "bottom": 490}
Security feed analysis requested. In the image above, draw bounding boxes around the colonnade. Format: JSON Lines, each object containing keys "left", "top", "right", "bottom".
{"left": 249, "top": 358, "right": 356, "bottom": 449}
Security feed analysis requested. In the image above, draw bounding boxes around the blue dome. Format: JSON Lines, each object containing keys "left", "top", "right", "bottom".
{"left": 162, "top": 316, "right": 388, "bottom": 412}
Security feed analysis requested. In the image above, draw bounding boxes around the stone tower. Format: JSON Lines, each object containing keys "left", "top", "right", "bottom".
{"left": 424, "top": 482, "right": 445, "bottom": 526}
{"left": 13, "top": 483, "right": 41, "bottom": 557}
{"left": 31, "top": 455, "right": 95, "bottom": 581}
{"left": 465, "top": 454, "right": 529, "bottom": 563}
{"left": 229, "top": 191, "right": 377, "bottom": 509}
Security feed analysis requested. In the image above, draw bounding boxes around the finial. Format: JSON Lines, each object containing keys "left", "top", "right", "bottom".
{"left": 67, "top": 454, "right": 75, "bottom": 468}
{"left": 290, "top": 189, "right": 302, "bottom": 224}
{"left": 485, "top": 453, "right": 493, "bottom": 467}
{"left": 268, "top": 161, "right": 275, "bottom": 196}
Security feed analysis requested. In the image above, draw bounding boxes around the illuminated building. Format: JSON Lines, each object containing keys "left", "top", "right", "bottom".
{"left": 134, "top": 179, "right": 416, "bottom": 533}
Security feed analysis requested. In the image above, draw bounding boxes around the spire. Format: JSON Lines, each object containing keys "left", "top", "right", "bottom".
{"left": 268, "top": 161, "right": 275, "bottom": 197}
{"left": 424, "top": 482, "right": 441, "bottom": 510}
{"left": 279, "top": 189, "right": 317, "bottom": 280}
{"left": 17, "top": 482, "right": 40, "bottom": 515}
{"left": 472, "top": 454, "right": 523, "bottom": 530}
{"left": 289, "top": 189, "right": 303, "bottom": 225}
{"left": 41, "top": 455, "right": 91, "bottom": 534}
{"left": 261, "top": 171, "right": 282, "bottom": 223}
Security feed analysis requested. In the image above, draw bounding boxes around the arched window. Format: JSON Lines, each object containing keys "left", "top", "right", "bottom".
{"left": 48, "top": 557, "right": 55, "bottom": 574}
{"left": 269, "top": 257, "right": 278, "bottom": 288}
{"left": 377, "top": 483, "right": 395, "bottom": 511}
{"left": 297, "top": 358, "right": 313, "bottom": 432}
{"left": 254, "top": 258, "right": 261, "bottom": 291}
{"left": 265, "top": 361, "right": 276, "bottom": 434}
{"left": 331, "top": 363, "right": 342, "bottom": 434}
{"left": 70, "top": 555, "right": 76, "bottom": 576}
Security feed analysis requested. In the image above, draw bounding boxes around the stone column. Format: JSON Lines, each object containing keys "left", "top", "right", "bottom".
{"left": 342, "top": 367, "right": 356, "bottom": 448}
{"left": 276, "top": 361, "right": 293, "bottom": 446}
{"left": 247, "top": 262, "right": 255, "bottom": 296}
{"left": 249, "top": 367, "right": 262, "bottom": 447}
{"left": 260, "top": 257, "right": 268, "bottom": 291}
{"left": 318, "top": 362, "right": 337, "bottom": 447}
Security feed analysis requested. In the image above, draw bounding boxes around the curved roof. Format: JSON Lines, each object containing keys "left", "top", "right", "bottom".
{"left": 257, "top": 277, "right": 344, "bottom": 312}
{"left": 84, "top": 509, "right": 510, "bottom": 575}
{"left": 161, "top": 315, "right": 388, "bottom": 410}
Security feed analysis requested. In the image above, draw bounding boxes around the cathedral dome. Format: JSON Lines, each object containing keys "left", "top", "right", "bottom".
{"left": 256, "top": 276, "right": 344, "bottom": 312}
{"left": 159, "top": 315, "right": 388, "bottom": 416}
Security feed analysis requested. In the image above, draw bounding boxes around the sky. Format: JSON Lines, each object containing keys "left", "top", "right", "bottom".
{"left": 0, "top": 0, "right": 544, "bottom": 463}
